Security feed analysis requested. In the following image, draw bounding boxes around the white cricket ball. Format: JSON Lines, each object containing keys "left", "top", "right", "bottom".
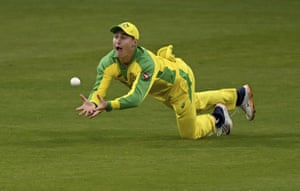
{"left": 70, "top": 77, "right": 81, "bottom": 86}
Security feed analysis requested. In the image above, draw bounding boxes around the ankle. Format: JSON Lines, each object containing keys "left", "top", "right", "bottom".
{"left": 236, "top": 86, "right": 246, "bottom": 106}
{"left": 212, "top": 107, "right": 225, "bottom": 128}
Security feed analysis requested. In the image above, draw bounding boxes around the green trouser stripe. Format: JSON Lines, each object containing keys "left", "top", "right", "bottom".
{"left": 179, "top": 69, "right": 192, "bottom": 101}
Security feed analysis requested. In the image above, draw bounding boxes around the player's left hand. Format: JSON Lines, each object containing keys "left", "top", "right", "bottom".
{"left": 89, "top": 95, "right": 108, "bottom": 118}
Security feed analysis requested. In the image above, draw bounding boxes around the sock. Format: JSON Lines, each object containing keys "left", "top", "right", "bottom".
{"left": 236, "top": 86, "right": 245, "bottom": 106}
{"left": 212, "top": 107, "right": 225, "bottom": 128}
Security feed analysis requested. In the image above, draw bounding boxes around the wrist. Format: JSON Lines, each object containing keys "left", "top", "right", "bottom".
{"left": 106, "top": 101, "right": 112, "bottom": 112}
{"left": 91, "top": 102, "right": 98, "bottom": 108}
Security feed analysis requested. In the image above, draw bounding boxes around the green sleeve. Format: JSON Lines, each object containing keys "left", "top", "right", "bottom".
{"left": 109, "top": 49, "right": 156, "bottom": 110}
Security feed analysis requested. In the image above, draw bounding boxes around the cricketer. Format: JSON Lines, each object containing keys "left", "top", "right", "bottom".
{"left": 76, "top": 22, "right": 255, "bottom": 139}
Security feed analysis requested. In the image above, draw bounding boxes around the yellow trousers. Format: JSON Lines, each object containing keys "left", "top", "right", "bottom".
{"left": 168, "top": 60, "right": 237, "bottom": 139}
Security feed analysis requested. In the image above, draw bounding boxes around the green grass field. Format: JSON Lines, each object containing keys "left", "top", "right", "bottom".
{"left": 1, "top": 0, "right": 299, "bottom": 190}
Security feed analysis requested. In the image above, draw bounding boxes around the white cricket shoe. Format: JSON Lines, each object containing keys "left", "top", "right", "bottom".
{"left": 215, "top": 104, "right": 233, "bottom": 136}
{"left": 240, "top": 84, "right": 256, "bottom": 120}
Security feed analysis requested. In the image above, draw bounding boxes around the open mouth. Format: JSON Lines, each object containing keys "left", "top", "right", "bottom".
{"left": 116, "top": 46, "right": 122, "bottom": 51}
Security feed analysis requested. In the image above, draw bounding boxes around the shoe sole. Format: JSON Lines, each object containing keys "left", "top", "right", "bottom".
{"left": 245, "top": 84, "right": 256, "bottom": 121}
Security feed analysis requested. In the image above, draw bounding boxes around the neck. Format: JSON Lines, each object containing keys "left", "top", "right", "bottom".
{"left": 119, "top": 47, "right": 136, "bottom": 65}
{"left": 119, "top": 57, "right": 131, "bottom": 66}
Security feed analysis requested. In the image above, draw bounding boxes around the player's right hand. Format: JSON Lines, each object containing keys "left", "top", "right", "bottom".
{"left": 76, "top": 94, "right": 96, "bottom": 117}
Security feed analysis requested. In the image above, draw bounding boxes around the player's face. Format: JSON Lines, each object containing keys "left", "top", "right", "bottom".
{"left": 113, "top": 32, "right": 137, "bottom": 63}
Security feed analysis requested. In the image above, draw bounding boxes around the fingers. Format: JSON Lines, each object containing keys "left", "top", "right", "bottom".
{"left": 97, "top": 94, "right": 107, "bottom": 110}
{"left": 97, "top": 94, "right": 104, "bottom": 102}
{"left": 79, "top": 94, "right": 89, "bottom": 102}
{"left": 78, "top": 106, "right": 105, "bottom": 118}
{"left": 78, "top": 109, "right": 103, "bottom": 119}
{"left": 76, "top": 94, "right": 88, "bottom": 111}
{"left": 89, "top": 110, "right": 103, "bottom": 119}
{"left": 78, "top": 109, "right": 94, "bottom": 117}
{"left": 79, "top": 109, "right": 86, "bottom": 116}
{"left": 86, "top": 110, "right": 94, "bottom": 117}
{"left": 76, "top": 106, "right": 83, "bottom": 111}
{"left": 76, "top": 94, "right": 105, "bottom": 119}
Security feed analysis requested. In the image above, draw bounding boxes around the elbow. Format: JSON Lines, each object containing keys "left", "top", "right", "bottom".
{"left": 126, "top": 98, "right": 143, "bottom": 108}
{"left": 131, "top": 100, "right": 142, "bottom": 108}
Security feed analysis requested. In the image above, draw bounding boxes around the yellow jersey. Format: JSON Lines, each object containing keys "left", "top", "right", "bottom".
{"left": 89, "top": 45, "right": 193, "bottom": 111}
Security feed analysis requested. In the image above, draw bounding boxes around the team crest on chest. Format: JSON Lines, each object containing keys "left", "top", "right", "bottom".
{"left": 142, "top": 72, "right": 151, "bottom": 81}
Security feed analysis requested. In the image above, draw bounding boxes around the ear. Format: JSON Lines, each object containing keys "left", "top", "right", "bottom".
{"left": 132, "top": 39, "right": 138, "bottom": 47}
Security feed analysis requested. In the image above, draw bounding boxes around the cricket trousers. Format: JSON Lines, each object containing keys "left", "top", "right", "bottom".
{"left": 167, "top": 59, "right": 237, "bottom": 139}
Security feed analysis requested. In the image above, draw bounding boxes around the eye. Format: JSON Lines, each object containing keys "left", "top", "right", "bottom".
{"left": 121, "top": 35, "right": 128, "bottom": 40}
{"left": 113, "top": 34, "right": 119, "bottom": 40}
